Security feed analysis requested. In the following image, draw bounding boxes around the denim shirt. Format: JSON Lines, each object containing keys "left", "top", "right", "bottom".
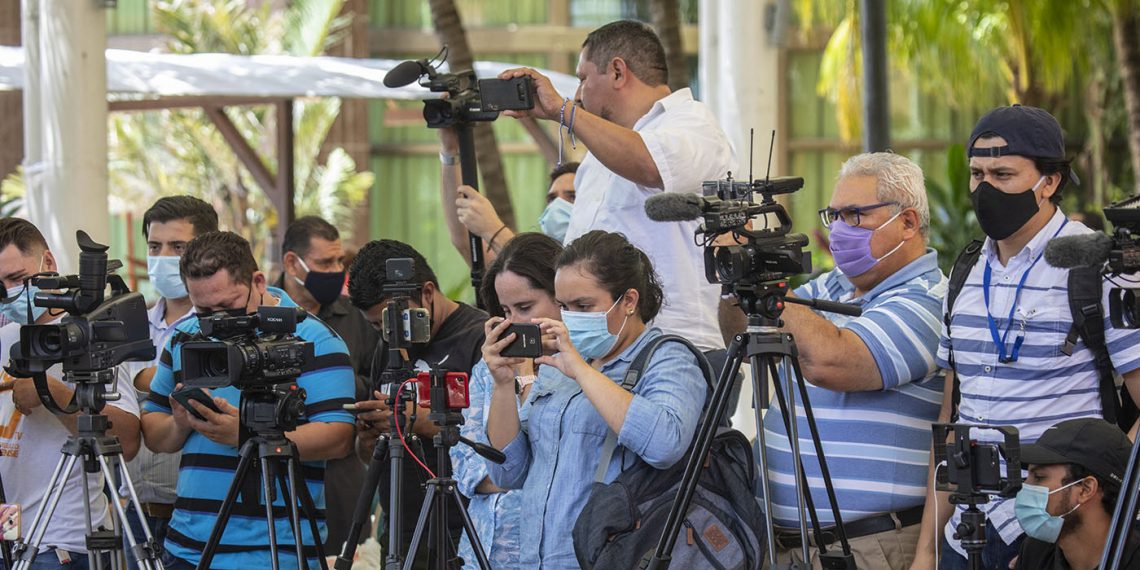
{"left": 486, "top": 327, "right": 708, "bottom": 569}
{"left": 450, "top": 360, "right": 522, "bottom": 568}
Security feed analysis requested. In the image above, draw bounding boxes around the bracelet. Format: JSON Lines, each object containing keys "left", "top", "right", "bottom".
{"left": 489, "top": 224, "right": 509, "bottom": 248}
{"left": 439, "top": 152, "right": 458, "bottom": 166}
{"left": 515, "top": 374, "right": 537, "bottom": 395}
{"left": 567, "top": 102, "right": 578, "bottom": 149}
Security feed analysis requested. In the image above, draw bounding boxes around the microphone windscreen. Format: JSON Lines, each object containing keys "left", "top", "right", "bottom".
{"left": 383, "top": 60, "right": 426, "bottom": 88}
{"left": 645, "top": 193, "right": 704, "bottom": 222}
{"left": 1044, "top": 232, "right": 1113, "bottom": 269}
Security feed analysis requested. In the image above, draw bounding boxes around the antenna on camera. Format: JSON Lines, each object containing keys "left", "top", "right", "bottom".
{"left": 763, "top": 129, "right": 776, "bottom": 187}
{"left": 748, "top": 128, "right": 755, "bottom": 184}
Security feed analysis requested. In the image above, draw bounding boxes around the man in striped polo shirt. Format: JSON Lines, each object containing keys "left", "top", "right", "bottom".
{"left": 140, "top": 231, "right": 355, "bottom": 569}
{"left": 911, "top": 105, "right": 1140, "bottom": 570}
{"left": 757, "top": 152, "right": 947, "bottom": 569}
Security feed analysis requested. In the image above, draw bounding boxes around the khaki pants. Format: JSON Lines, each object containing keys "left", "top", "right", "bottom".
{"left": 767, "top": 522, "right": 921, "bottom": 570}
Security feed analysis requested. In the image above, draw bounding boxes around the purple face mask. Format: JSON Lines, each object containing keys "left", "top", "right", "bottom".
{"left": 828, "top": 210, "right": 905, "bottom": 277}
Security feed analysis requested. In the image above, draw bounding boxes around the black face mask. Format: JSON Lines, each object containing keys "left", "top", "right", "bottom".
{"left": 293, "top": 258, "right": 345, "bottom": 307}
{"left": 970, "top": 178, "right": 1044, "bottom": 240}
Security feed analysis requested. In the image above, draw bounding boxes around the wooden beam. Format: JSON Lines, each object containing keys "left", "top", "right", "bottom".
{"left": 204, "top": 106, "right": 279, "bottom": 201}
{"left": 370, "top": 25, "right": 700, "bottom": 56}
{"left": 110, "top": 96, "right": 281, "bottom": 112}
{"left": 275, "top": 99, "right": 295, "bottom": 243}
{"left": 371, "top": 141, "right": 543, "bottom": 156}
{"left": 519, "top": 117, "right": 559, "bottom": 165}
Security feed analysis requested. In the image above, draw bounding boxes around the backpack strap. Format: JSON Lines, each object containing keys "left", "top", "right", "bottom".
{"left": 1064, "top": 266, "right": 1120, "bottom": 424}
{"left": 945, "top": 240, "right": 984, "bottom": 421}
{"left": 593, "top": 334, "right": 714, "bottom": 483}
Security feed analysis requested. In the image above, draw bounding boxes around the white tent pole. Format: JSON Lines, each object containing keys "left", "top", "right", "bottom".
{"left": 19, "top": 0, "right": 39, "bottom": 222}
{"left": 29, "top": 0, "right": 109, "bottom": 272}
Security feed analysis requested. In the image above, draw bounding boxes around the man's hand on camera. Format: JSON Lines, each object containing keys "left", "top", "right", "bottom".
{"left": 497, "top": 68, "right": 564, "bottom": 122}
{"left": 186, "top": 394, "right": 239, "bottom": 448}
{"left": 10, "top": 375, "right": 71, "bottom": 416}
{"left": 456, "top": 186, "right": 504, "bottom": 238}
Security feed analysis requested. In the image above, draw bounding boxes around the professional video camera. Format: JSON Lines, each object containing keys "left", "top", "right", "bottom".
{"left": 180, "top": 306, "right": 313, "bottom": 390}
{"left": 5, "top": 230, "right": 154, "bottom": 413}
{"left": 383, "top": 46, "right": 535, "bottom": 129}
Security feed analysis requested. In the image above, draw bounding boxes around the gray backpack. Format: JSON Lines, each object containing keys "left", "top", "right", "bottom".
{"left": 572, "top": 335, "right": 765, "bottom": 570}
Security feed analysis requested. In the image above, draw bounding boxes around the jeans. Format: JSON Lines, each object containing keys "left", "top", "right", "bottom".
{"left": 123, "top": 508, "right": 169, "bottom": 570}
{"left": 21, "top": 551, "right": 109, "bottom": 570}
{"left": 938, "top": 521, "right": 1024, "bottom": 570}
{"left": 159, "top": 552, "right": 196, "bottom": 570}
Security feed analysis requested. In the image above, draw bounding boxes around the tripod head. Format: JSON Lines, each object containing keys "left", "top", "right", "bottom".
{"left": 238, "top": 382, "right": 307, "bottom": 441}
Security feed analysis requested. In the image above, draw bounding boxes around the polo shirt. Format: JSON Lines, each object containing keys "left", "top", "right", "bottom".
{"left": 761, "top": 249, "right": 947, "bottom": 526}
{"left": 937, "top": 209, "right": 1140, "bottom": 556}
{"left": 143, "top": 287, "right": 355, "bottom": 568}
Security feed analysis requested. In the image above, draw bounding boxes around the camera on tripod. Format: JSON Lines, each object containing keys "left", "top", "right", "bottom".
{"left": 932, "top": 423, "right": 1023, "bottom": 499}
{"left": 1103, "top": 196, "right": 1140, "bottom": 328}
{"left": 180, "top": 306, "right": 314, "bottom": 390}
{"left": 6, "top": 231, "right": 154, "bottom": 412}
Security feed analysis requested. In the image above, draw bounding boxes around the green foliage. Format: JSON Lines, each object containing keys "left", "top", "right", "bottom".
{"left": 926, "top": 144, "right": 981, "bottom": 273}
{"left": 109, "top": 0, "right": 367, "bottom": 265}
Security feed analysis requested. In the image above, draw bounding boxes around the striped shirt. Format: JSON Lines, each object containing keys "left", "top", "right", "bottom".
{"left": 937, "top": 209, "right": 1140, "bottom": 556}
{"left": 761, "top": 250, "right": 947, "bottom": 527}
{"left": 143, "top": 287, "right": 355, "bottom": 569}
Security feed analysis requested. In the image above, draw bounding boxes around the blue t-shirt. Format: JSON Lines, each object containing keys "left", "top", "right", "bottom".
{"left": 143, "top": 287, "right": 355, "bottom": 569}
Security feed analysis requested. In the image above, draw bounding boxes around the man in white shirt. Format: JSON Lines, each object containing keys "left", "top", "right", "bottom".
{"left": 498, "top": 19, "right": 735, "bottom": 352}
{"left": 0, "top": 217, "right": 141, "bottom": 569}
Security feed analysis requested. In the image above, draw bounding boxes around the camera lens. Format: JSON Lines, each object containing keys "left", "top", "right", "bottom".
{"left": 35, "top": 329, "right": 62, "bottom": 357}
{"left": 200, "top": 349, "right": 230, "bottom": 377}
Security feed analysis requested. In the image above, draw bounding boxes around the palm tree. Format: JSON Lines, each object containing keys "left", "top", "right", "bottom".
{"left": 650, "top": 0, "right": 689, "bottom": 92}
{"left": 1111, "top": 0, "right": 1140, "bottom": 194}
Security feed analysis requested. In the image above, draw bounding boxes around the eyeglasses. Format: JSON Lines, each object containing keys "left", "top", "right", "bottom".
{"left": 818, "top": 201, "right": 900, "bottom": 228}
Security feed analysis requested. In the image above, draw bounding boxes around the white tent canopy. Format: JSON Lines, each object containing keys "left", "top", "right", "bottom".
{"left": 0, "top": 46, "right": 580, "bottom": 100}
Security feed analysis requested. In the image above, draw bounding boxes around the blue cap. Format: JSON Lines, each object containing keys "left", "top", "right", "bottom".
{"left": 968, "top": 104, "right": 1066, "bottom": 160}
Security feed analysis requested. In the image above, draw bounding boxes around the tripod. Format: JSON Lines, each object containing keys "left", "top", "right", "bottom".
{"left": 11, "top": 378, "right": 164, "bottom": 570}
{"left": 1101, "top": 423, "right": 1140, "bottom": 568}
{"left": 645, "top": 281, "right": 859, "bottom": 570}
{"left": 197, "top": 385, "right": 326, "bottom": 570}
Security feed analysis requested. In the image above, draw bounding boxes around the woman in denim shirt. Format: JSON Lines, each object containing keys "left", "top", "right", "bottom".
{"left": 484, "top": 231, "right": 709, "bottom": 569}
{"left": 451, "top": 233, "right": 563, "bottom": 569}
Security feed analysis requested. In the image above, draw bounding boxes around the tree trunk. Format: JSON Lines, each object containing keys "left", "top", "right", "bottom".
{"left": 650, "top": 0, "right": 688, "bottom": 92}
{"left": 427, "top": 0, "right": 516, "bottom": 230}
{"left": 324, "top": 0, "right": 372, "bottom": 245}
{"left": 0, "top": 0, "right": 21, "bottom": 183}
{"left": 1113, "top": 0, "right": 1140, "bottom": 195}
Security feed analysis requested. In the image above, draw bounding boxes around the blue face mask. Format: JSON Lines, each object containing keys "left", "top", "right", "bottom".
{"left": 539, "top": 198, "right": 573, "bottom": 243}
{"left": 1, "top": 283, "right": 47, "bottom": 325}
{"left": 561, "top": 295, "right": 630, "bottom": 360}
{"left": 1014, "top": 479, "right": 1085, "bottom": 543}
{"left": 148, "top": 255, "right": 187, "bottom": 300}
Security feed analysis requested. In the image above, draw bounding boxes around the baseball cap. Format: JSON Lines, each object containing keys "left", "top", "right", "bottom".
{"left": 968, "top": 104, "right": 1066, "bottom": 160}
{"left": 1020, "top": 418, "right": 1133, "bottom": 487}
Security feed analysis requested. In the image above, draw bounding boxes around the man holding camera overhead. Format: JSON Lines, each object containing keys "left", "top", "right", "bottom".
{"left": 346, "top": 239, "right": 486, "bottom": 569}
{"left": 140, "top": 231, "right": 354, "bottom": 569}
{"left": 497, "top": 19, "right": 734, "bottom": 354}
{"left": 0, "top": 217, "right": 142, "bottom": 570}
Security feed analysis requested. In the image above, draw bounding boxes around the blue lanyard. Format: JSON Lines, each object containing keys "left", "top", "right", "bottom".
{"left": 982, "top": 219, "right": 1067, "bottom": 363}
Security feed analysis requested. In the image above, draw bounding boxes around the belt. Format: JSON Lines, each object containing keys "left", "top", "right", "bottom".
{"left": 773, "top": 505, "right": 924, "bottom": 550}
{"left": 141, "top": 502, "right": 174, "bottom": 519}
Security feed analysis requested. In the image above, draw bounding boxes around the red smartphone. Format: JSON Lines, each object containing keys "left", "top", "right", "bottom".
{"left": 415, "top": 371, "right": 470, "bottom": 410}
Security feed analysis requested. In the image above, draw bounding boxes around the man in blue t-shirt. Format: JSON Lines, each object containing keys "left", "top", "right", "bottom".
{"left": 140, "top": 231, "right": 355, "bottom": 569}
{"left": 730, "top": 152, "right": 947, "bottom": 570}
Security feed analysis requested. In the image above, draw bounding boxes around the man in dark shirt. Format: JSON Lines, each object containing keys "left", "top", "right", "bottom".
{"left": 278, "top": 216, "right": 380, "bottom": 551}
{"left": 1014, "top": 418, "right": 1140, "bottom": 570}
{"left": 347, "top": 239, "right": 487, "bottom": 569}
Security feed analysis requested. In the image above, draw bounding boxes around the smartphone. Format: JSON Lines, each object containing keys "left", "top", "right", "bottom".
{"left": 415, "top": 371, "right": 470, "bottom": 410}
{"left": 478, "top": 76, "right": 536, "bottom": 112}
{"left": 501, "top": 323, "right": 542, "bottom": 358}
{"left": 171, "top": 387, "right": 223, "bottom": 421}
{"left": 381, "top": 307, "right": 432, "bottom": 344}
{"left": 0, "top": 504, "right": 19, "bottom": 541}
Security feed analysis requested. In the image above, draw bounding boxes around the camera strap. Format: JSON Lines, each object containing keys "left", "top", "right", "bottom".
{"left": 31, "top": 371, "right": 79, "bottom": 415}
{"left": 944, "top": 240, "right": 984, "bottom": 422}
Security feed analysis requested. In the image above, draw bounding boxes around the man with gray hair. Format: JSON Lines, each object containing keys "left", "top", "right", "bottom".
{"left": 751, "top": 152, "right": 947, "bottom": 569}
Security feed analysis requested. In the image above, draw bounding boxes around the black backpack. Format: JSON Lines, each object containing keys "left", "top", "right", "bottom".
{"left": 572, "top": 335, "right": 765, "bottom": 570}
{"left": 943, "top": 240, "right": 1137, "bottom": 430}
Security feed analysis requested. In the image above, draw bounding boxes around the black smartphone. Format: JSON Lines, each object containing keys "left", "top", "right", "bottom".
{"left": 501, "top": 323, "right": 542, "bottom": 358}
{"left": 478, "top": 76, "right": 536, "bottom": 112}
{"left": 171, "top": 387, "right": 223, "bottom": 421}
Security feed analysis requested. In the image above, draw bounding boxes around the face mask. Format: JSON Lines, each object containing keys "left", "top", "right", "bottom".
{"left": 148, "top": 256, "right": 187, "bottom": 300}
{"left": 561, "top": 295, "right": 629, "bottom": 360}
{"left": 292, "top": 257, "right": 345, "bottom": 307}
{"left": 539, "top": 198, "right": 573, "bottom": 243}
{"left": 1014, "top": 478, "right": 1084, "bottom": 543}
{"left": 971, "top": 176, "right": 1046, "bottom": 241}
{"left": 1, "top": 283, "right": 46, "bottom": 325}
{"left": 828, "top": 211, "right": 905, "bottom": 277}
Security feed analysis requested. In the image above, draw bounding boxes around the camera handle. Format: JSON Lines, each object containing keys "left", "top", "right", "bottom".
{"left": 455, "top": 122, "right": 486, "bottom": 311}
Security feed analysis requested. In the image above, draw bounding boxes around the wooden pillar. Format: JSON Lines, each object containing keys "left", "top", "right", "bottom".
{"left": 0, "top": 0, "right": 22, "bottom": 183}
{"left": 324, "top": 0, "right": 371, "bottom": 246}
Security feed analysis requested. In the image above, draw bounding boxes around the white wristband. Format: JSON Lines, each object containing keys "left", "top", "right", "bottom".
{"left": 439, "top": 152, "right": 458, "bottom": 166}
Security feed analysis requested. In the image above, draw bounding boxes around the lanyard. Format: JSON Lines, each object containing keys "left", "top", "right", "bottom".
{"left": 982, "top": 219, "right": 1067, "bottom": 363}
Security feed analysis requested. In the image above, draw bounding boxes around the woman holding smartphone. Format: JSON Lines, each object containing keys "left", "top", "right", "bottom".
{"left": 484, "top": 230, "right": 708, "bottom": 569}
{"left": 451, "top": 233, "right": 563, "bottom": 569}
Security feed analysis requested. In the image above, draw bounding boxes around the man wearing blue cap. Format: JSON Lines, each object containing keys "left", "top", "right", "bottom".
{"left": 911, "top": 105, "right": 1140, "bottom": 570}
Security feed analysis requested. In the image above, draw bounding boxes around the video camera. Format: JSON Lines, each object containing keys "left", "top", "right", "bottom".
{"left": 384, "top": 47, "right": 535, "bottom": 129}
{"left": 5, "top": 231, "right": 154, "bottom": 414}
{"left": 180, "top": 306, "right": 313, "bottom": 390}
{"left": 932, "top": 423, "right": 1022, "bottom": 499}
{"left": 1103, "top": 196, "right": 1140, "bottom": 328}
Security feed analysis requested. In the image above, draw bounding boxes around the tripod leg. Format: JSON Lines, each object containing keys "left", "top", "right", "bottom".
{"left": 750, "top": 355, "right": 781, "bottom": 569}
{"left": 281, "top": 457, "right": 306, "bottom": 570}
{"left": 334, "top": 435, "right": 388, "bottom": 569}
{"left": 113, "top": 457, "right": 164, "bottom": 570}
{"left": 402, "top": 483, "right": 436, "bottom": 570}
{"left": 285, "top": 455, "right": 329, "bottom": 570}
{"left": 97, "top": 456, "right": 153, "bottom": 569}
{"left": 14, "top": 454, "right": 80, "bottom": 569}
{"left": 260, "top": 458, "right": 282, "bottom": 570}
{"left": 198, "top": 442, "right": 257, "bottom": 570}
{"left": 446, "top": 486, "right": 489, "bottom": 570}
{"left": 771, "top": 357, "right": 811, "bottom": 564}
